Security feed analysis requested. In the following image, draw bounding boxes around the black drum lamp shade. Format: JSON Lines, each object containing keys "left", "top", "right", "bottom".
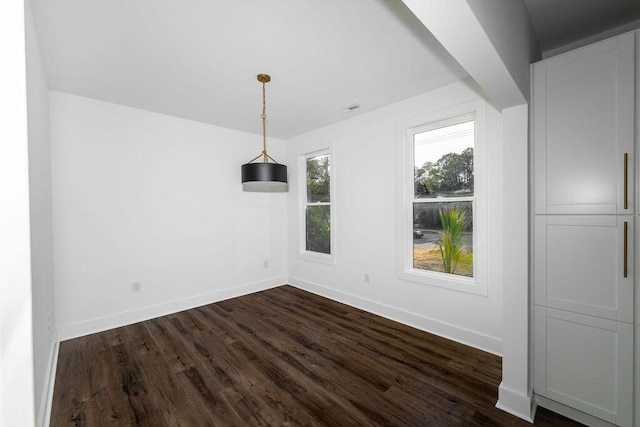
{"left": 241, "top": 74, "right": 288, "bottom": 192}
{"left": 241, "top": 163, "right": 287, "bottom": 191}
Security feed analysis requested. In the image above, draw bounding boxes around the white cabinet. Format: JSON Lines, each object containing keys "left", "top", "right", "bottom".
{"left": 534, "top": 307, "right": 633, "bottom": 426}
{"left": 532, "top": 31, "right": 637, "bottom": 427}
{"left": 534, "top": 215, "right": 634, "bottom": 323}
{"left": 636, "top": 327, "right": 640, "bottom": 427}
{"left": 533, "top": 32, "right": 635, "bottom": 215}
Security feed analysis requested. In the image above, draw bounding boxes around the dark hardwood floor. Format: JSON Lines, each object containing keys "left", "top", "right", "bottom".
{"left": 51, "top": 285, "right": 582, "bottom": 426}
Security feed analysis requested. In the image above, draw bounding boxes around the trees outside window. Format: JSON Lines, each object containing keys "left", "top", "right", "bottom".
{"left": 414, "top": 147, "right": 473, "bottom": 197}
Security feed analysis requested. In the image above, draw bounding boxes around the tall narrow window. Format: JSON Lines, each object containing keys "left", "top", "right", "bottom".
{"left": 304, "top": 152, "right": 331, "bottom": 254}
{"left": 412, "top": 115, "right": 474, "bottom": 278}
{"left": 399, "top": 101, "right": 487, "bottom": 295}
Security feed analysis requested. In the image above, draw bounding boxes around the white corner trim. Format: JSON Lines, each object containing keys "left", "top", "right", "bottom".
{"left": 496, "top": 383, "right": 535, "bottom": 423}
{"left": 39, "top": 332, "right": 59, "bottom": 427}
{"left": 57, "top": 277, "right": 287, "bottom": 341}
{"left": 288, "top": 276, "right": 502, "bottom": 355}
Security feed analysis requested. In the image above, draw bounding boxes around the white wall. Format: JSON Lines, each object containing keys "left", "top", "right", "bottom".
{"left": 25, "top": 1, "right": 56, "bottom": 424}
{"left": 286, "top": 80, "right": 505, "bottom": 354}
{"left": 50, "top": 92, "right": 288, "bottom": 339}
{"left": 0, "top": 0, "right": 36, "bottom": 425}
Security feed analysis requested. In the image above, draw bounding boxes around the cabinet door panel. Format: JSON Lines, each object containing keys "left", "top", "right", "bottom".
{"left": 636, "top": 327, "right": 640, "bottom": 427}
{"left": 534, "top": 307, "right": 633, "bottom": 426}
{"left": 534, "top": 215, "right": 633, "bottom": 322}
{"left": 533, "top": 33, "right": 634, "bottom": 215}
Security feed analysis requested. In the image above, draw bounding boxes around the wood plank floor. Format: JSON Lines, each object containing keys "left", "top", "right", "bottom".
{"left": 51, "top": 285, "right": 582, "bottom": 426}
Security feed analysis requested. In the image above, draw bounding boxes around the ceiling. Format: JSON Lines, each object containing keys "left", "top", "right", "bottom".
{"left": 524, "top": 0, "right": 640, "bottom": 54}
{"left": 29, "top": 0, "right": 468, "bottom": 139}
{"left": 30, "top": 1, "right": 640, "bottom": 139}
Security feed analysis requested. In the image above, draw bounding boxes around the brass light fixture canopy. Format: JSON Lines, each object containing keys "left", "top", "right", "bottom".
{"left": 256, "top": 73, "right": 271, "bottom": 83}
{"left": 241, "top": 73, "right": 288, "bottom": 192}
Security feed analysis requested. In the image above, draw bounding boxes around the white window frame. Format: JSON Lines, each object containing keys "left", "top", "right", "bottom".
{"left": 298, "top": 147, "right": 336, "bottom": 264}
{"left": 397, "top": 100, "right": 488, "bottom": 295}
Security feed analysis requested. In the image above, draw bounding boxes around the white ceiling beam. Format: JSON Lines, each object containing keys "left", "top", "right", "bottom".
{"left": 402, "top": 0, "right": 539, "bottom": 109}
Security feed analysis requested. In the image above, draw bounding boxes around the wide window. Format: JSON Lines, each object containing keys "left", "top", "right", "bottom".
{"left": 398, "top": 101, "right": 487, "bottom": 295}
{"left": 299, "top": 149, "right": 334, "bottom": 262}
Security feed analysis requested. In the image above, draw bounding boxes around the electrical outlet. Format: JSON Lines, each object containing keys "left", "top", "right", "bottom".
{"left": 364, "top": 273, "right": 370, "bottom": 284}
{"left": 132, "top": 281, "right": 142, "bottom": 292}
{"left": 263, "top": 260, "right": 269, "bottom": 268}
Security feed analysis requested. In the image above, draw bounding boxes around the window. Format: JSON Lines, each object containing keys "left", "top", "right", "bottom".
{"left": 398, "top": 101, "right": 487, "bottom": 295}
{"left": 299, "top": 149, "right": 334, "bottom": 262}
{"left": 413, "top": 116, "right": 474, "bottom": 277}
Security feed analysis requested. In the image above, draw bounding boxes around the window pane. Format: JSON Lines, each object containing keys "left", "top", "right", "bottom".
{"left": 414, "top": 120, "right": 474, "bottom": 199}
{"left": 306, "top": 205, "right": 330, "bottom": 254}
{"left": 307, "top": 154, "right": 330, "bottom": 203}
{"left": 413, "top": 201, "right": 473, "bottom": 277}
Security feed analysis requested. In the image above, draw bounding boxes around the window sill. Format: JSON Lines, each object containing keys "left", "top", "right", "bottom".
{"left": 298, "top": 251, "right": 336, "bottom": 265}
{"left": 398, "top": 268, "right": 487, "bottom": 296}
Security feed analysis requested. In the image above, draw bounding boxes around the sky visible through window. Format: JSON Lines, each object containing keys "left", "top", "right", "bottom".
{"left": 414, "top": 121, "right": 474, "bottom": 168}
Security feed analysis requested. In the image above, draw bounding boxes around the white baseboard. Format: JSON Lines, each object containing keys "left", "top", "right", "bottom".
{"left": 287, "top": 276, "right": 502, "bottom": 355}
{"left": 535, "top": 395, "right": 618, "bottom": 427}
{"left": 496, "top": 383, "right": 535, "bottom": 422}
{"left": 57, "top": 277, "right": 286, "bottom": 341}
{"left": 38, "top": 332, "right": 59, "bottom": 427}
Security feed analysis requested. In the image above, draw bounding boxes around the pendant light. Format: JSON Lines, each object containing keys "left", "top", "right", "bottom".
{"left": 241, "top": 74, "right": 288, "bottom": 192}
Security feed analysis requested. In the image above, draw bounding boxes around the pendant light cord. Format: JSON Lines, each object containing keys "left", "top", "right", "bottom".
{"left": 262, "top": 80, "right": 267, "bottom": 162}
{"left": 246, "top": 74, "right": 278, "bottom": 164}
